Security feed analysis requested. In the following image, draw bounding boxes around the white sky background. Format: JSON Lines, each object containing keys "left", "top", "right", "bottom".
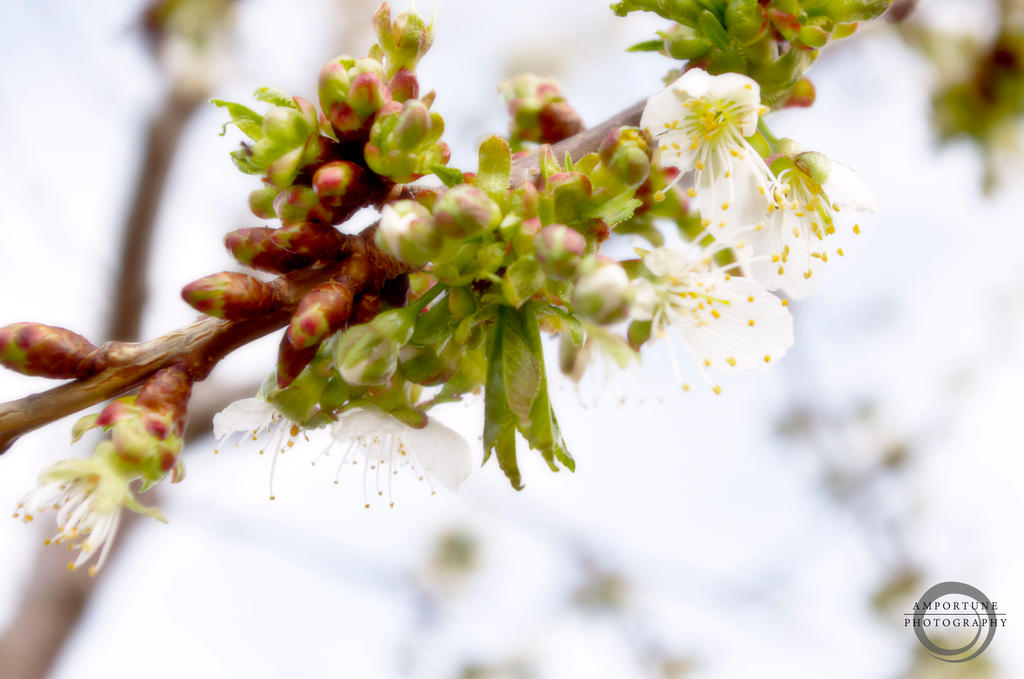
{"left": 0, "top": 0, "right": 1022, "bottom": 677}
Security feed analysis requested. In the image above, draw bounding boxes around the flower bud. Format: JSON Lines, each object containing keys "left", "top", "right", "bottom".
{"left": 534, "top": 224, "right": 586, "bottom": 281}
{"left": 286, "top": 279, "right": 355, "bottom": 350}
{"left": 373, "top": 2, "right": 434, "bottom": 76}
{"left": 273, "top": 185, "right": 329, "bottom": 225}
{"left": 376, "top": 201, "right": 443, "bottom": 267}
{"left": 781, "top": 77, "right": 816, "bottom": 108}
{"left": 447, "top": 286, "right": 477, "bottom": 319}
{"left": 0, "top": 323, "right": 105, "bottom": 379}
{"left": 262, "top": 105, "right": 313, "bottom": 147}
{"left": 318, "top": 56, "right": 389, "bottom": 135}
{"left": 823, "top": 0, "right": 893, "bottom": 23}
{"left": 270, "top": 222, "right": 346, "bottom": 258}
{"left": 432, "top": 185, "right": 501, "bottom": 239}
{"left": 571, "top": 258, "right": 631, "bottom": 325}
{"left": 798, "top": 17, "right": 832, "bottom": 48}
{"left": 598, "top": 127, "right": 651, "bottom": 187}
{"left": 364, "top": 99, "right": 449, "bottom": 183}
{"left": 333, "top": 324, "right": 399, "bottom": 386}
{"left": 181, "top": 272, "right": 278, "bottom": 320}
{"left": 277, "top": 336, "right": 318, "bottom": 388}
{"left": 546, "top": 172, "right": 593, "bottom": 224}
{"left": 248, "top": 186, "right": 279, "bottom": 219}
{"left": 724, "top": 0, "right": 767, "bottom": 45}
{"left": 135, "top": 363, "right": 192, "bottom": 440}
{"left": 662, "top": 23, "right": 712, "bottom": 59}
{"left": 500, "top": 74, "right": 583, "bottom": 144}
{"left": 388, "top": 68, "right": 419, "bottom": 103}
{"left": 312, "top": 161, "right": 362, "bottom": 200}
{"left": 794, "top": 151, "right": 832, "bottom": 186}
{"left": 224, "top": 227, "right": 315, "bottom": 274}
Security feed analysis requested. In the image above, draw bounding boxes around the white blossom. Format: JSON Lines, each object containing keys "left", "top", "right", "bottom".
{"left": 641, "top": 68, "right": 773, "bottom": 233}
{"left": 630, "top": 245, "right": 794, "bottom": 392}
{"left": 324, "top": 407, "right": 472, "bottom": 507}
{"left": 745, "top": 153, "right": 876, "bottom": 298}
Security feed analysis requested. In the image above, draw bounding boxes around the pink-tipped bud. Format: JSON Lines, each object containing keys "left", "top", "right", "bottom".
{"left": 136, "top": 363, "right": 192, "bottom": 440}
{"left": 781, "top": 77, "right": 816, "bottom": 108}
{"left": 181, "top": 272, "right": 278, "bottom": 320}
{"left": 387, "top": 68, "right": 419, "bottom": 103}
{"left": 224, "top": 227, "right": 315, "bottom": 274}
{"left": 286, "top": 280, "right": 356, "bottom": 350}
{"left": 534, "top": 224, "right": 586, "bottom": 281}
{"left": 273, "top": 186, "right": 330, "bottom": 226}
{"left": 432, "top": 185, "right": 502, "bottom": 239}
{"left": 269, "top": 222, "right": 346, "bottom": 258}
{"left": 0, "top": 323, "right": 105, "bottom": 379}
{"left": 312, "top": 161, "right": 362, "bottom": 200}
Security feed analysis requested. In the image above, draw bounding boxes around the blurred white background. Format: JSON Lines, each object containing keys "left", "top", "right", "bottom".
{"left": 0, "top": 1, "right": 1021, "bottom": 677}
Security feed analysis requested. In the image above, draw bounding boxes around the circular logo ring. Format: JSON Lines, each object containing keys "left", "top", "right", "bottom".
{"left": 912, "top": 581, "right": 997, "bottom": 663}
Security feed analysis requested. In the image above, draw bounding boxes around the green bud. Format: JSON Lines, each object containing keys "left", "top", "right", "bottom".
{"left": 364, "top": 100, "right": 449, "bottom": 183}
{"left": 794, "top": 151, "right": 832, "bottom": 186}
{"left": 433, "top": 185, "right": 502, "bottom": 239}
{"left": 724, "top": 0, "right": 767, "bottom": 44}
{"left": 373, "top": 2, "right": 434, "bottom": 76}
{"left": 571, "top": 258, "right": 631, "bottom": 325}
{"left": 822, "top": 0, "right": 892, "bottom": 23}
{"left": 798, "top": 19, "right": 832, "bottom": 49}
{"left": 261, "top": 106, "right": 312, "bottom": 147}
{"left": 598, "top": 127, "right": 651, "bottom": 187}
{"left": 272, "top": 185, "right": 328, "bottom": 225}
{"left": 333, "top": 324, "right": 399, "bottom": 386}
{"left": 447, "top": 286, "right": 477, "bottom": 319}
{"left": 376, "top": 200, "right": 443, "bottom": 267}
{"left": 248, "top": 186, "right": 279, "bottom": 218}
{"left": 317, "top": 56, "right": 389, "bottom": 135}
{"left": 546, "top": 172, "right": 593, "bottom": 224}
{"left": 662, "top": 23, "right": 711, "bottom": 59}
{"left": 534, "top": 224, "right": 586, "bottom": 281}
{"left": 312, "top": 161, "right": 362, "bottom": 200}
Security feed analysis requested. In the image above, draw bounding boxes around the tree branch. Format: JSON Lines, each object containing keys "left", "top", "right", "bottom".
{"left": 0, "top": 99, "right": 646, "bottom": 456}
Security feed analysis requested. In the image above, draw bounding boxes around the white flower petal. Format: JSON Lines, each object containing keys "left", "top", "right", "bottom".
{"left": 674, "top": 273, "right": 793, "bottom": 373}
{"left": 706, "top": 72, "right": 761, "bottom": 136}
{"left": 212, "top": 397, "right": 277, "bottom": 439}
{"left": 822, "top": 160, "right": 876, "bottom": 213}
{"left": 331, "top": 407, "right": 472, "bottom": 494}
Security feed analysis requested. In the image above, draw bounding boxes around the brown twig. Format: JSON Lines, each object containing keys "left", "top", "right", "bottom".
{"left": 0, "top": 99, "right": 646, "bottom": 456}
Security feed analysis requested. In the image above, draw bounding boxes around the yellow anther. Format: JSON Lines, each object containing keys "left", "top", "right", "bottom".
{"left": 687, "top": 187, "right": 697, "bottom": 197}
{"left": 713, "top": 385, "right": 722, "bottom": 395}
{"left": 726, "top": 357, "right": 737, "bottom": 367}
{"left": 764, "top": 355, "right": 771, "bottom": 363}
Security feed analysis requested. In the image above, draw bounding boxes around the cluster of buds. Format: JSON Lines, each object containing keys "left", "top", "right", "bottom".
{"left": 14, "top": 364, "right": 192, "bottom": 575}
{"left": 499, "top": 74, "right": 584, "bottom": 147}
{"left": 618, "top": 0, "right": 894, "bottom": 106}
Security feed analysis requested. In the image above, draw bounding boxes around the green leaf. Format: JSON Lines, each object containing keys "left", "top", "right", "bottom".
{"left": 626, "top": 38, "right": 665, "bottom": 52}
{"left": 477, "top": 135, "right": 511, "bottom": 203}
{"left": 500, "top": 257, "right": 544, "bottom": 308}
{"left": 429, "top": 163, "right": 465, "bottom": 188}
{"left": 229, "top": 150, "right": 265, "bottom": 175}
{"left": 210, "top": 99, "right": 264, "bottom": 140}
{"left": 253, "top": 87, "right": 298, "bottom": 108}
{"left": 494, "top": 427, "right": 522, "bottom": 490}
{"left": 482, "top": 314, "right": 522, "bottom": 489}
{"left": 587, "top": 191, "right": 643, "bottom": 225}
{"left": 697, "top": 9, "right": 732, "bottom": 52}
{"left": 500, "top": 309, "right": 543, "bottom": 424}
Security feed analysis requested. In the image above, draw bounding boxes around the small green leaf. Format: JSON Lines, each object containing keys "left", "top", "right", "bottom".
{"left": 210, "top": 99, "right": 264, "bottom": 140}
{"left": 229, "top": 150, "right": 265, "bottom": 175}
{"left": 429, "top": 163, "right": 465, "bottom": 188}
{"left": 477, "top": 136, "right": 511, "bottom": 203}
{"left": 627, "top": 38, "right": 665, "bottom": 52}
{"left": 587, "top": 191, "right": 643, "bottom": 225}
{"left": 253, "top": 87, "right": 298, "bottom": 109}
{"left": 697, "top": 10, "right": 732, "bottom": 52}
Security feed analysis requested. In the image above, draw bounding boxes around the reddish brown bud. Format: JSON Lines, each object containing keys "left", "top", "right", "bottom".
{"left": 224, "top": 227, "right": 315, "bottom": 274}
{"left": 136, "top": 363, "right": 192, "bottom": 438}
{"left": 286, "top": 279, "right": 356, "bottom": 350}
{"left": 351, "top": 293, "right": 382, "bottom": 325}
{"left": 181, "top": 272, "right": 278, "bottom": 320}
{"left": 0, "top": 323, "right": 105, "bottom": 379}
{"left": 537, "top": 101, "right": 583, "bottom": 144}
{"left": 277, "top": 335, "right": 318, "bottom": 388}
{"left": 270, "top": 222, "right": 346, "bottom": 258}
{"left": 781, "top": 77, "right": 816, "bottom": 108}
